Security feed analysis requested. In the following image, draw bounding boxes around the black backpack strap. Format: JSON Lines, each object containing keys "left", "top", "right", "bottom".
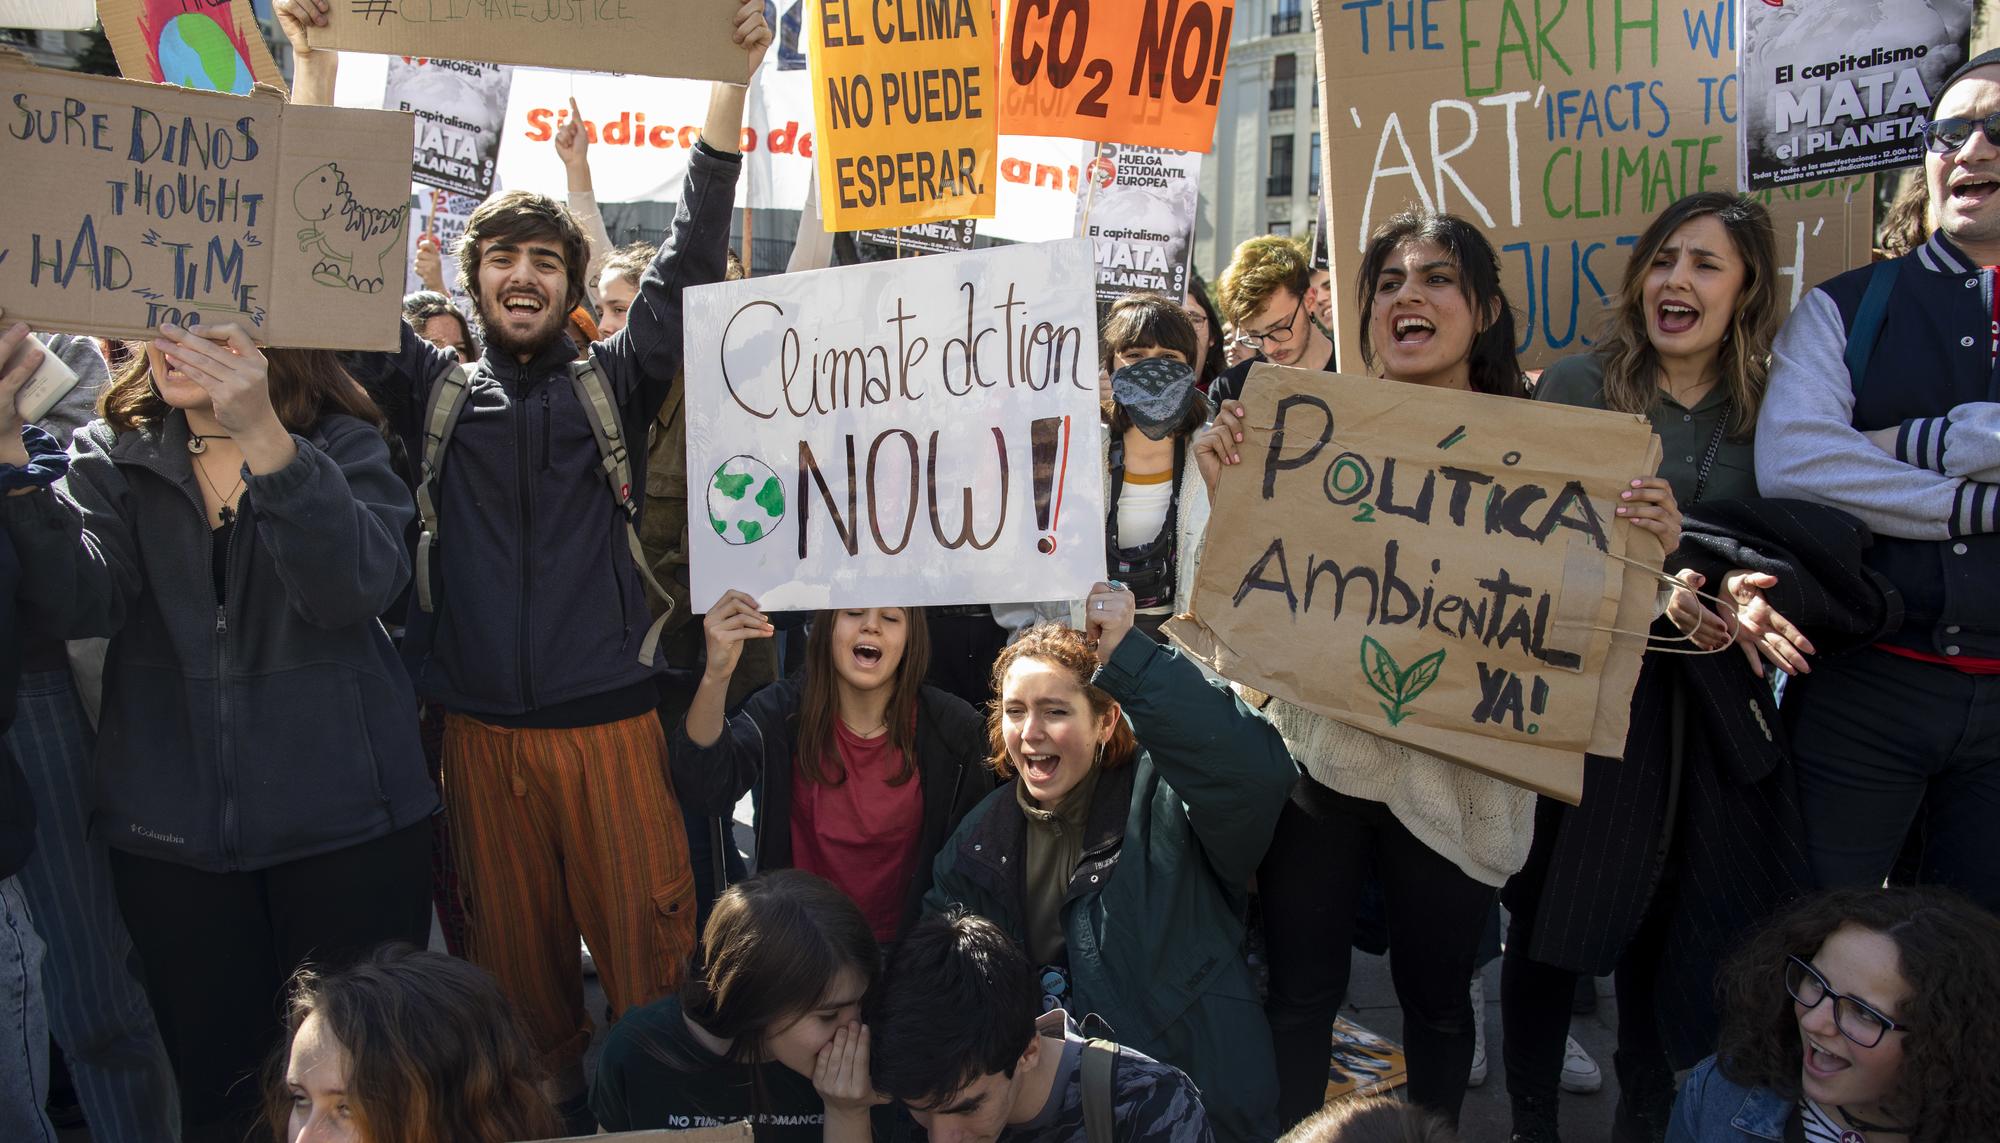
{"left": 1844, "top": 258, "right": 1901, "bottom": 395}
{"left": 413, "top": 363, "right": 475, "bottom": 613}
{"left": 568, "top": 355, "right": 674, "bottom": 665}
{"left": 1081, "top": 1038, "right": 1120, "bottom": 1143}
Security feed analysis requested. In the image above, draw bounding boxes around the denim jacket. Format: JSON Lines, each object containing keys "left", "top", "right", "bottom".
{"left": 1669, "top": 1056, "right": 1797, "bottom": 1142}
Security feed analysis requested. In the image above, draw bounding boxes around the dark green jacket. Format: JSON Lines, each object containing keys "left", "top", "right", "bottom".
{"left": 924, "top": 634, "right": 1296, "bottom": 1143}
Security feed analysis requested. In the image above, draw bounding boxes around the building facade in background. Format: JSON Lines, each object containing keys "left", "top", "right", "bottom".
{"left": 1196, "top": 0, "right": 1322, "bottom": 280}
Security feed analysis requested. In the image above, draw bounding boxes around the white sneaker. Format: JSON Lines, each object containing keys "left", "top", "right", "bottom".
{"left": 1560, "top": 1034, "right": 1602, "bottom": 1094}
{"left": 1468, "top": 976, "right": 1488, "bottom": 1087}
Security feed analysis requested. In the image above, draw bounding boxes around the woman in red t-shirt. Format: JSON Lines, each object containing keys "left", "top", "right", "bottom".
{"left": 672, "top": 596, "right": 992, "bottom": 944}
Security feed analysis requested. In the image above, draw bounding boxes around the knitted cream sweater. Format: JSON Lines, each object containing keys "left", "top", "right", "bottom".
{"left": 1263, "top": 698, "right": 1535, "bottom": 888}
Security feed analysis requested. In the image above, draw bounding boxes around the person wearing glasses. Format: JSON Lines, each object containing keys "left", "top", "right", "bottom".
{"left": 1209, "top": 236, "right": 1336, "bottom": 404}
{"left": 1668, "top": 885, "right": 2000, "bottom": 1142}
{"left": 1754, "top": 47, "right": 2000, "bottom": 914}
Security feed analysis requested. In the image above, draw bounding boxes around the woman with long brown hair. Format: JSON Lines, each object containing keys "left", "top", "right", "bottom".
{"left": 1, "top": 320, "right": 436, "bottom": 1143}
{"left": 672, "top": 597, "right": 990, "bottom": 945}
{"left": 270, "top": 946, "right": 557, "bottom": 1143}
{"left": 1503, "top": 192, "right": 1892, "bottom": 1143}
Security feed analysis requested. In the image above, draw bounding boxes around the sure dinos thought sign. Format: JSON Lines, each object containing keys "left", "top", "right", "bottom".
{"left": 1166, "top": 366, "right": 1662, "bottom": 802}
{"left": 1314, "top": 0, "right": 1873, "bottom": 371}
{"left": 683, "top": 239, "right": 1106, "bottom": 612}
{"left": 0, "top": 51, "right": 410, "bottom": 350}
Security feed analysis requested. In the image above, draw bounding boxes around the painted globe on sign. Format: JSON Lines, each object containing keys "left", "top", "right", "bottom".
{"left": 155, "top": 14, "right": 255, "bottom": 95}
{"left": 706, "top": 456, "right": 786, "bottom": 546}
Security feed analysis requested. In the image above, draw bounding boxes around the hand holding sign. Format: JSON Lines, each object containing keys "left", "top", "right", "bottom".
{"left": 0, "top": 316, "right": 45, "bottom": 456}
{"left": 729, "top": 0, "right": 775, "bottom": 84}
{"left": 702, "top": 589, "right": 775, "bottom": 686}
{"left": 1193, "top": 399, "right": 1248, "bottom": 492}
{"left": 274, "top": 0, "right": 329, "bottom": 58}
{"left": 1086, "top": 581, "right": 1136, "bottom": 665}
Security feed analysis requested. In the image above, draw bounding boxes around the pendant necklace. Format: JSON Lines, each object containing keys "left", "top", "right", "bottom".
{"left": 193, "top": 454, "right": 246, "bottom": 526}
{"left": 187, "top": 433, "right": 231, "bottom": 455}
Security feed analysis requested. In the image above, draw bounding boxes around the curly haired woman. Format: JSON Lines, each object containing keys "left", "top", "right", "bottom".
{"left": 1669, "top": 886, "right": 2000, "bottom": 1142}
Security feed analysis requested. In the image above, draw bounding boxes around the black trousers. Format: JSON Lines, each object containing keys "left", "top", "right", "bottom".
{"left": 1784, "top": 646, "right": 2000, "bottom": 911}
{"left": 110, "top": 819, "right": 434, "bottom": 1143}
{"left": 1258, "top": 775, "right": 1496, "bottom": 1128}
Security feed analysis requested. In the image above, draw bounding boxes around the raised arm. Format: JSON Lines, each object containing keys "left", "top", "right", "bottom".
{"left": 275, "top": 0, "right": 337, "bottom": 107}
{"left": 555, "top": 97, "right": 616, "bottom": 305}
{"left": 1756, "top": 289, "right": 1999, "bottom": 541}
{"left": 596, "top": 0, "right": 769, "bottom": 418}
{"left": 1084, "top": 585, "right": 1297, "bottom": 887}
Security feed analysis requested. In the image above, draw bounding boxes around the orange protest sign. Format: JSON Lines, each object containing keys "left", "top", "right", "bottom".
{"left": 808, "top": 0, "right": 999, "bottom": 231}
{"left": 999, "top": 0, "right": 1233, "bottom": 152}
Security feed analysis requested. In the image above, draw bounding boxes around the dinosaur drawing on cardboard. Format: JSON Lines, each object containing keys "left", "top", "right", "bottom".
{"left": 293, "top": 162, "right": 406, "bottom": 294}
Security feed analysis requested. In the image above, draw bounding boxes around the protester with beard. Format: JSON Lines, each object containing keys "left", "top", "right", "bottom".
{"left": 277, "top": 0, "right": 773, "bottom": 1129}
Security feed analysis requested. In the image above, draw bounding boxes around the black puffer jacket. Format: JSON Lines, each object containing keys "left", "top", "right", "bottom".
{"left": 5, "top": 413, "right": 436, "bottom": 873}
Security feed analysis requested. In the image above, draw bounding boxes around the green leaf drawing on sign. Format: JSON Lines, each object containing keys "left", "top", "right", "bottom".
{"left": 1358, "top": 636, "right": 1447, "bottom": 727}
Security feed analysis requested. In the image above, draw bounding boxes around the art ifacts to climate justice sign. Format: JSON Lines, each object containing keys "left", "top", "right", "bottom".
{"left": 808, "top": 0, "right": 999, "bottom": 230}
{"left": 0, "top": 51, "right": 410, "bottom": 350}
{"left": 1167, "top": 366, "right": 1663, "bottom": 802}
{"left": 682, "top": 240, "right": 1106, "bottom": 612}
{"left": 1314, "top": 0, "right": 1873, "bottom": 371}
{"left": 1738, "top": 0, "right": 1974, "bottom": 188}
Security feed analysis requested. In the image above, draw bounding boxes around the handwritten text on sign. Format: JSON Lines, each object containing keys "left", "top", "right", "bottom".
{"left": 1171, "top": 367, "right": 1659, "bottom": 796}
{"left": 682, "top": 239, "right": 1106, "bottom": 611}
{"left": 1001, "top": 0, "right": 1234, "bottom": 152}
{"left": 809, "top": 0, "right": 999, "bottom": 229}
{"left": 308, "top": 0, "right": 743, "bottom": 85}
{"left": 0, "top": 53, "right": 410, "bottom": 350}
{"left": 1314, "top": 0, "right": 1871, "bottom": 371}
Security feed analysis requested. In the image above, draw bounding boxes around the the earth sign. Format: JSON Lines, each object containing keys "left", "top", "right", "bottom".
{"left": 706, "top": 456, "right": 785, "bottom": 546}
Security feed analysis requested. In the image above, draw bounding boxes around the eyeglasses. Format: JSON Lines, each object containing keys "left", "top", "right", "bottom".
{"left": 1232, "top": 296, "right": 1305, "bottom": 349}
{"left": 1785, "top": 956, "right": 1908, "bottom": 1049}
{"left": 1181, "top": 307, "right": 1210, "bottom": 329}
{"left": 1922, "top": 112, "right": 2000, "bottom": 154}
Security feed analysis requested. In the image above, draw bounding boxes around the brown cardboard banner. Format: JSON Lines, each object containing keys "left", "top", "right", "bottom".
{"left": 0, "top": 51, "right": 410, "bottom": 350}
{"left": 1165, "top": 365, "right": 1661, "bottom": 803}
{"left": 1312, "top": 0, "right": 1873, "bottom": 373}
{"left": 308, "top": 0, "right": 744, "bottom": 85}
{"left": 100, "top": 0, "right": 288, "bottom": 96}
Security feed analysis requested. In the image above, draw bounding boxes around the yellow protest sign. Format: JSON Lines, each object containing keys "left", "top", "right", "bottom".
{"left": 809, "top": 0, "right": 999, "bottom": 231}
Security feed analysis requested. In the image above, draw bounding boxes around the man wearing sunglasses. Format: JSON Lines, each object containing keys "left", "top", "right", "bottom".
{"left": 1755, "top": 47, "right": 2000, "bottom": 913}
{"left": 1209, "top": 236, "right": 1337, "bottom": 405}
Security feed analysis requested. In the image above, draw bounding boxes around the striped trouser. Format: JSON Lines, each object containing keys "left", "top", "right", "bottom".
{"left": 7, "top": 670, "right": 178, "bottom": 1143}
{"left": 443, "top": 710, "right": 697, "bottom": 1074}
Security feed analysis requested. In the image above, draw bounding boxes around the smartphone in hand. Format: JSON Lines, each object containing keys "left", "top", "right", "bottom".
{"left": 16, "top": 348, "right": 78, "bottom": 425}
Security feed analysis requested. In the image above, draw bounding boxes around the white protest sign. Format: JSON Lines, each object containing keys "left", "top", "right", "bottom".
{"left": 1077, "top": 142, "right": 1199, "bottom": 304}
{"left": 385, "top": 56, "right": 514, "bottom": 199}
{"left": 684, "top": 239, "right": 1106, "bottom": 611}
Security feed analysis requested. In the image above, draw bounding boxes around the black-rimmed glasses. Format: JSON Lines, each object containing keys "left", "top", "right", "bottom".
{"left": 1785, "top": 956, "right": 1908, "bottom": 1049}
{"left": 1922, "top": 112, "right": 2000, "bottom": 154}
{"left": 1232, "top": 296, "right": 1305, "bottom": 349}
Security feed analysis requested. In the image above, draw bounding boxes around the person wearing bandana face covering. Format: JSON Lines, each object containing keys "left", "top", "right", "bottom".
{"left": 1097, "top": 298, "right": 1214, "bottom": 643}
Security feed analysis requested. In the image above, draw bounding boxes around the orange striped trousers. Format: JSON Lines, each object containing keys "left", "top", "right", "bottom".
{"left": 442, "top": 710, "right": 696, "bottom": 1074}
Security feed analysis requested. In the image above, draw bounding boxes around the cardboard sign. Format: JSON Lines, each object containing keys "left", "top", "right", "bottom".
{"left": 100, "top": 0, "right": 287, "bottom": 96}
{"left": 1077, "top": 142, "right": 1199, "bottom": 304}
{"left": 682, "top": 239, "right": 1106, "bottom": 612}
{"left": 385, "top": 56, "right": 513, "bottom": 198}
{"left": 307, "top": 1, "right": 744, "bottom": 84}
{"left": 0, "top": 0, "right": 94, "bottom": 30}
{"left": 0, "top": 52, "right": 410, "bottom": 350}
{"left": 808, "top": 0, "right": 1000, "bottom": 230}
{"left": 857, "top": 219, "right": 980, "bottom": 259}
{"left": 999, "top": 0, "right": 1233, "bottom": 152}
{"left": 409, "top": 185, "right": 479, "bottom": 309}
{"left": 532, "top": 1126, "right": 753, "bottom": 1143}
{"left": 1739, "top": 0, "right": 1974, "bottom": 188}
{"left": 1314, "top": 0, "right": 1873, "bottom": 371}
{"left": 1165, "top": 366, "right": 1662, "bottom": 802}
